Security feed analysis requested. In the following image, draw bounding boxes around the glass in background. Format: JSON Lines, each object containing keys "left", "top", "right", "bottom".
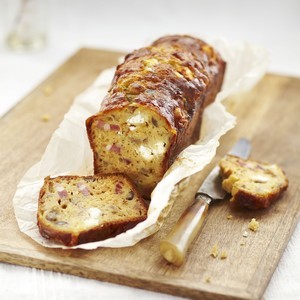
{"left": 3, "top": 0, "right": 47, "bottom": 52}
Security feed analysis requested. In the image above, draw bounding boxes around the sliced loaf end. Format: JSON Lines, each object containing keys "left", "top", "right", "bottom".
{"left": 86, "top": 103, "right": 176, "bottom": 199}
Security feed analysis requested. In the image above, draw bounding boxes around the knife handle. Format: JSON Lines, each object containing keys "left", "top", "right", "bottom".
{"left": 159, "top": 194, "right": 210, "bottom": 266}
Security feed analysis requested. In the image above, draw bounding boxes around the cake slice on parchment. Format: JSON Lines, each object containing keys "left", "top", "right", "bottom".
{"left": 37, "top": 174, "right": 148, "bottom": 246}
{"left": 219, "top": 155, "right": 288, "bottom": 210}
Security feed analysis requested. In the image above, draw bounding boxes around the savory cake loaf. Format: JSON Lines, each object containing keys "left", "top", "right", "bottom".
{"left": 37, "top": 174, "right": 148, "bottom": 246}
{"left": 219, "top": 155, "right": 289, "bottom": 209}
{"left": 86, "top": 35, "right": 226, "bottom": 198}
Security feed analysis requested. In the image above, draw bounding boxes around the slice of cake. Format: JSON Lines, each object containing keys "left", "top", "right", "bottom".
{"left": 37, "top": 174, "right": 148, "bottom": 246}
{"left": 219, "top": 155, "right": 288, "bottom": 210}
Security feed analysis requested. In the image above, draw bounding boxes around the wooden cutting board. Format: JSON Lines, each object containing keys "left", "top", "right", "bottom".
{"left": 0, "top": 48, "right": 299, "bottom": 300}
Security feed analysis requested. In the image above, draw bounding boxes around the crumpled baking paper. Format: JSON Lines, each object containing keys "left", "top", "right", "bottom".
{"left": 13, "top": 38, "right": 269, "bottom": 249}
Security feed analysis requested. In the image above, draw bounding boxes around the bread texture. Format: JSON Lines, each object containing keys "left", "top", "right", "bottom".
{"left": 37, "top": 175, "right": 148, "bottom": 246}
{"left": 86, "top": 35, "right": 226, "bottom": 198}
{"left": 219, "top": 155, "right": 289, "bottom": 210}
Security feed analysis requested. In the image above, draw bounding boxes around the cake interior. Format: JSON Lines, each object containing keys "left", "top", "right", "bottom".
{"left": 89, "top": 103, "right": 176, "bottom": 197}
{"left": 39, "top": 176, "right": 146, "bottom": 233}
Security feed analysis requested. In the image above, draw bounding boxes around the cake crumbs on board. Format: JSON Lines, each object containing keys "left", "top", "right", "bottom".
{"left": 210, "top": 245, "right": 228, "bottom": 259}
{"left": 210, "top": 244, "right": 219, "bottom": 258}
{"left": 220, "top": 251, "right": 228, "bottom": 259}
{"left": 42, "top": 85, "right": 53, "bottom": 96}
{"left": 243, "top": 231, "right": 248, "bottom": 238}
{"left": 248, "top": 218, "right": 259, "bottom": 232}
{"left": 41, "top": 114, "right": 51, "bottom": 122}
{"left": 204, "top": 276, "right": 211, "bottom": 283}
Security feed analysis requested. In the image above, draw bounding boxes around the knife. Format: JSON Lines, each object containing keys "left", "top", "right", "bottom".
{"left": 159, "top": 138, "right": 251, "bottom": 266}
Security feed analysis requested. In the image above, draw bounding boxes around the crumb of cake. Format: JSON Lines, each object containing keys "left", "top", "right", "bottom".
{"left": 210, "top": 244, "right": 218, "bottom": 258}
{"left": 243, "top": 231, "right": 248, "bottom": 238}
{"left": 41, "top": 114, "right": 51, "bottom": 122}
{"left": 220, "top": 251, "right": 228, "bottom": 259}
{"left": 240, "top": 241, "right": 246, "bottom": 246}
{"left": 227, "top": 214, "right": 233, "bottom": 220}
{"left": 204, "top": 276, "right": 211, "bottom": 283}
{"left": 43, "top": 85, "right": 53, "bottom": 96}
{"left": 248, "top": 218, "right": 259, "bottom": 232}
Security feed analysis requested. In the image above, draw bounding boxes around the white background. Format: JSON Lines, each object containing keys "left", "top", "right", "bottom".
{"left": 0, "top": 0, "right": 299, "bottom": 299}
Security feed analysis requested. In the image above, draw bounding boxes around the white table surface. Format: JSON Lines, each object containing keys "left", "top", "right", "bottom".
{"left": 0, "top": 0, "right": 299, "bottom": 299}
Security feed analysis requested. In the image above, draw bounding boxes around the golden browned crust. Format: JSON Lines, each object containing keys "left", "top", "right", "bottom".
{"left": 38, "top": 215, "right": 146, "bottom": 246}
{"left": 37, "top": 174, "right": 148, "bottom": 246}
{"left": 86, "top": 35, "right": 226, "bottom": 198}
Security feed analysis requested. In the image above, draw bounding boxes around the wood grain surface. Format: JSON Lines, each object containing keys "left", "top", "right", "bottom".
{"left": 0, "top": 49, "right": 299, "bottom": 300}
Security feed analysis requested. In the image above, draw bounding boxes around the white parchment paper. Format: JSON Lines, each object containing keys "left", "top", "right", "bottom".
{"left": 13, "top": 38, "right": 269, "bottom": 249}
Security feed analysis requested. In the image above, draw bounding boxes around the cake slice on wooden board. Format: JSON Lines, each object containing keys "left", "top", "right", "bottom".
{"left": 37, "top": 174, "right": 148, "bottom": 246}
{"left": 219, "top": 155, "right": 289, "bottom": 210}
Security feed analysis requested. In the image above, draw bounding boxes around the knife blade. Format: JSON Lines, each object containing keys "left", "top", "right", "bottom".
{"left": 159, "top": 138, "right": 251, "bottom": 267}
